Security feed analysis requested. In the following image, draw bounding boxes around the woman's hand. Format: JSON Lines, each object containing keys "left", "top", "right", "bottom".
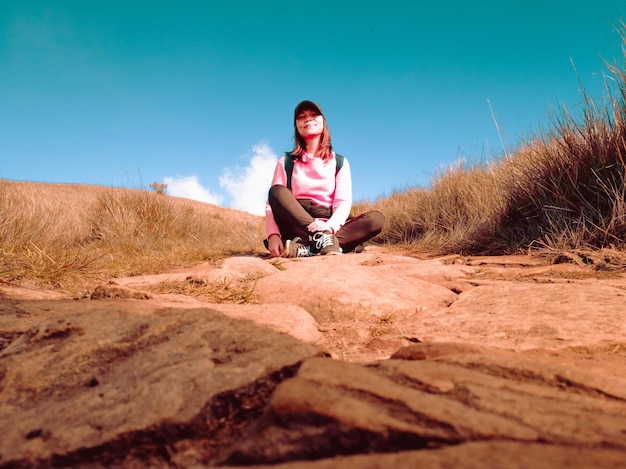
{"left": 267, "top": 235, "right": 284, "bottom": 257}
{"left": 308, "top": 219, "right": 332, "bottom": 233}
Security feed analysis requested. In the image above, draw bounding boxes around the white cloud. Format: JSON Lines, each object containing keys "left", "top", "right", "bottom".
{"left": 219, "top": 142, "right": 278, "bottom": 216}
{"left": 160, "top": 143, "right": 278, "bottom": 216}
{"left": 163, "top": 175, "right": 224, "bottom": 205}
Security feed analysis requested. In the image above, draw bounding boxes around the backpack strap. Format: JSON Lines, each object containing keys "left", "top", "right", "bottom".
{"left": 284, "top": 152, "right": 295, "bottom": 190}
{"left": 335, "top": 153, "right": 344, "bottom": 171}
{"left": 284, "top": 152, "right": 344, "bottom": 191}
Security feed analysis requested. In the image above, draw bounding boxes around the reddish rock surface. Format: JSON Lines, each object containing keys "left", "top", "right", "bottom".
{"left": 1, "top": 247, "right": 625, "bottom": 467}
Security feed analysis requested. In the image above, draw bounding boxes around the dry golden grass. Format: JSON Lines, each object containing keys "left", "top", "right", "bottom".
{"left": 367, "top": 21, "right": 626, "bottom": 264}
{"left": 366, "top": 165, "right": 505, "bottom": 254}
{"left": 147, "top": 275, "right": 260, "bottom": 304}
{"left": 0, "top": 180, "right": 264, "bottom": 292}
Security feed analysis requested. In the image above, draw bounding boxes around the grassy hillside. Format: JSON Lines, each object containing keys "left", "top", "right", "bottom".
{"left": 368, "top": 23, "right": 626, "bottom": 262}
{"left": 0, "top": 181, "right": 264, "bottom": 292}
{"left": 4, "top": 24, "right": 626, "bottom": 291}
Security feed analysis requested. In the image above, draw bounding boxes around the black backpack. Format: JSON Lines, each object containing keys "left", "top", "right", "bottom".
{"left": 283, "top": 152, "right": 344, "bottom": 190}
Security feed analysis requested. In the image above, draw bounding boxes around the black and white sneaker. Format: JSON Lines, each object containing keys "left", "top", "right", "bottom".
{"left": 284, "top": 237, "right": 314, "bottom": 258}
{"left": 309, "top": 231, "right": 342, "bottom": 255}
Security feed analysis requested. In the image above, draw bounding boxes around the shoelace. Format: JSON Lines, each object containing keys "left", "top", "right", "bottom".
{"left": 295, "top": 245, "right": 311, "bottom": 257}
{"left": 312, "top": 232, "right": 334, "bottom": 250}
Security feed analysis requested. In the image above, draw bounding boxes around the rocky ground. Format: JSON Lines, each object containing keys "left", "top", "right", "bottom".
{"left": 1, "top": 246, "right": 625, "bottom": 467}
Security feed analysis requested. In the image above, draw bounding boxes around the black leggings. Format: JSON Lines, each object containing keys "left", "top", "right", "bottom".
{"left": 268, "top": 184, "right": 385, "bottom": 252}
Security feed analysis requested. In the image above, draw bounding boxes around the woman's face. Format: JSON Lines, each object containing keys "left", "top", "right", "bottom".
{"left": 295, "top": 109, "right": 324, "bottom": 139}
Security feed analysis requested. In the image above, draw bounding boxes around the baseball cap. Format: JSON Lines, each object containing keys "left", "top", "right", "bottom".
{"left": 294, "top": 100, "right": 324, "bottom": 123}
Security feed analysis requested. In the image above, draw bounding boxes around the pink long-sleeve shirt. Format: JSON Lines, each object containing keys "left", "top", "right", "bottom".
{"left": 265, "top": 152, "right": 352, "bottom": 238}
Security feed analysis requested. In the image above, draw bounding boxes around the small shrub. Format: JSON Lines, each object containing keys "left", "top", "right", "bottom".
{"left": 149, "top": 181, "right": 168, "bottom": 195}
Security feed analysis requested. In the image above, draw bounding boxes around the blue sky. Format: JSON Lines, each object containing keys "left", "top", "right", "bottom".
{"left": 1, "top": 1, "right": 624, "bottom": 215}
